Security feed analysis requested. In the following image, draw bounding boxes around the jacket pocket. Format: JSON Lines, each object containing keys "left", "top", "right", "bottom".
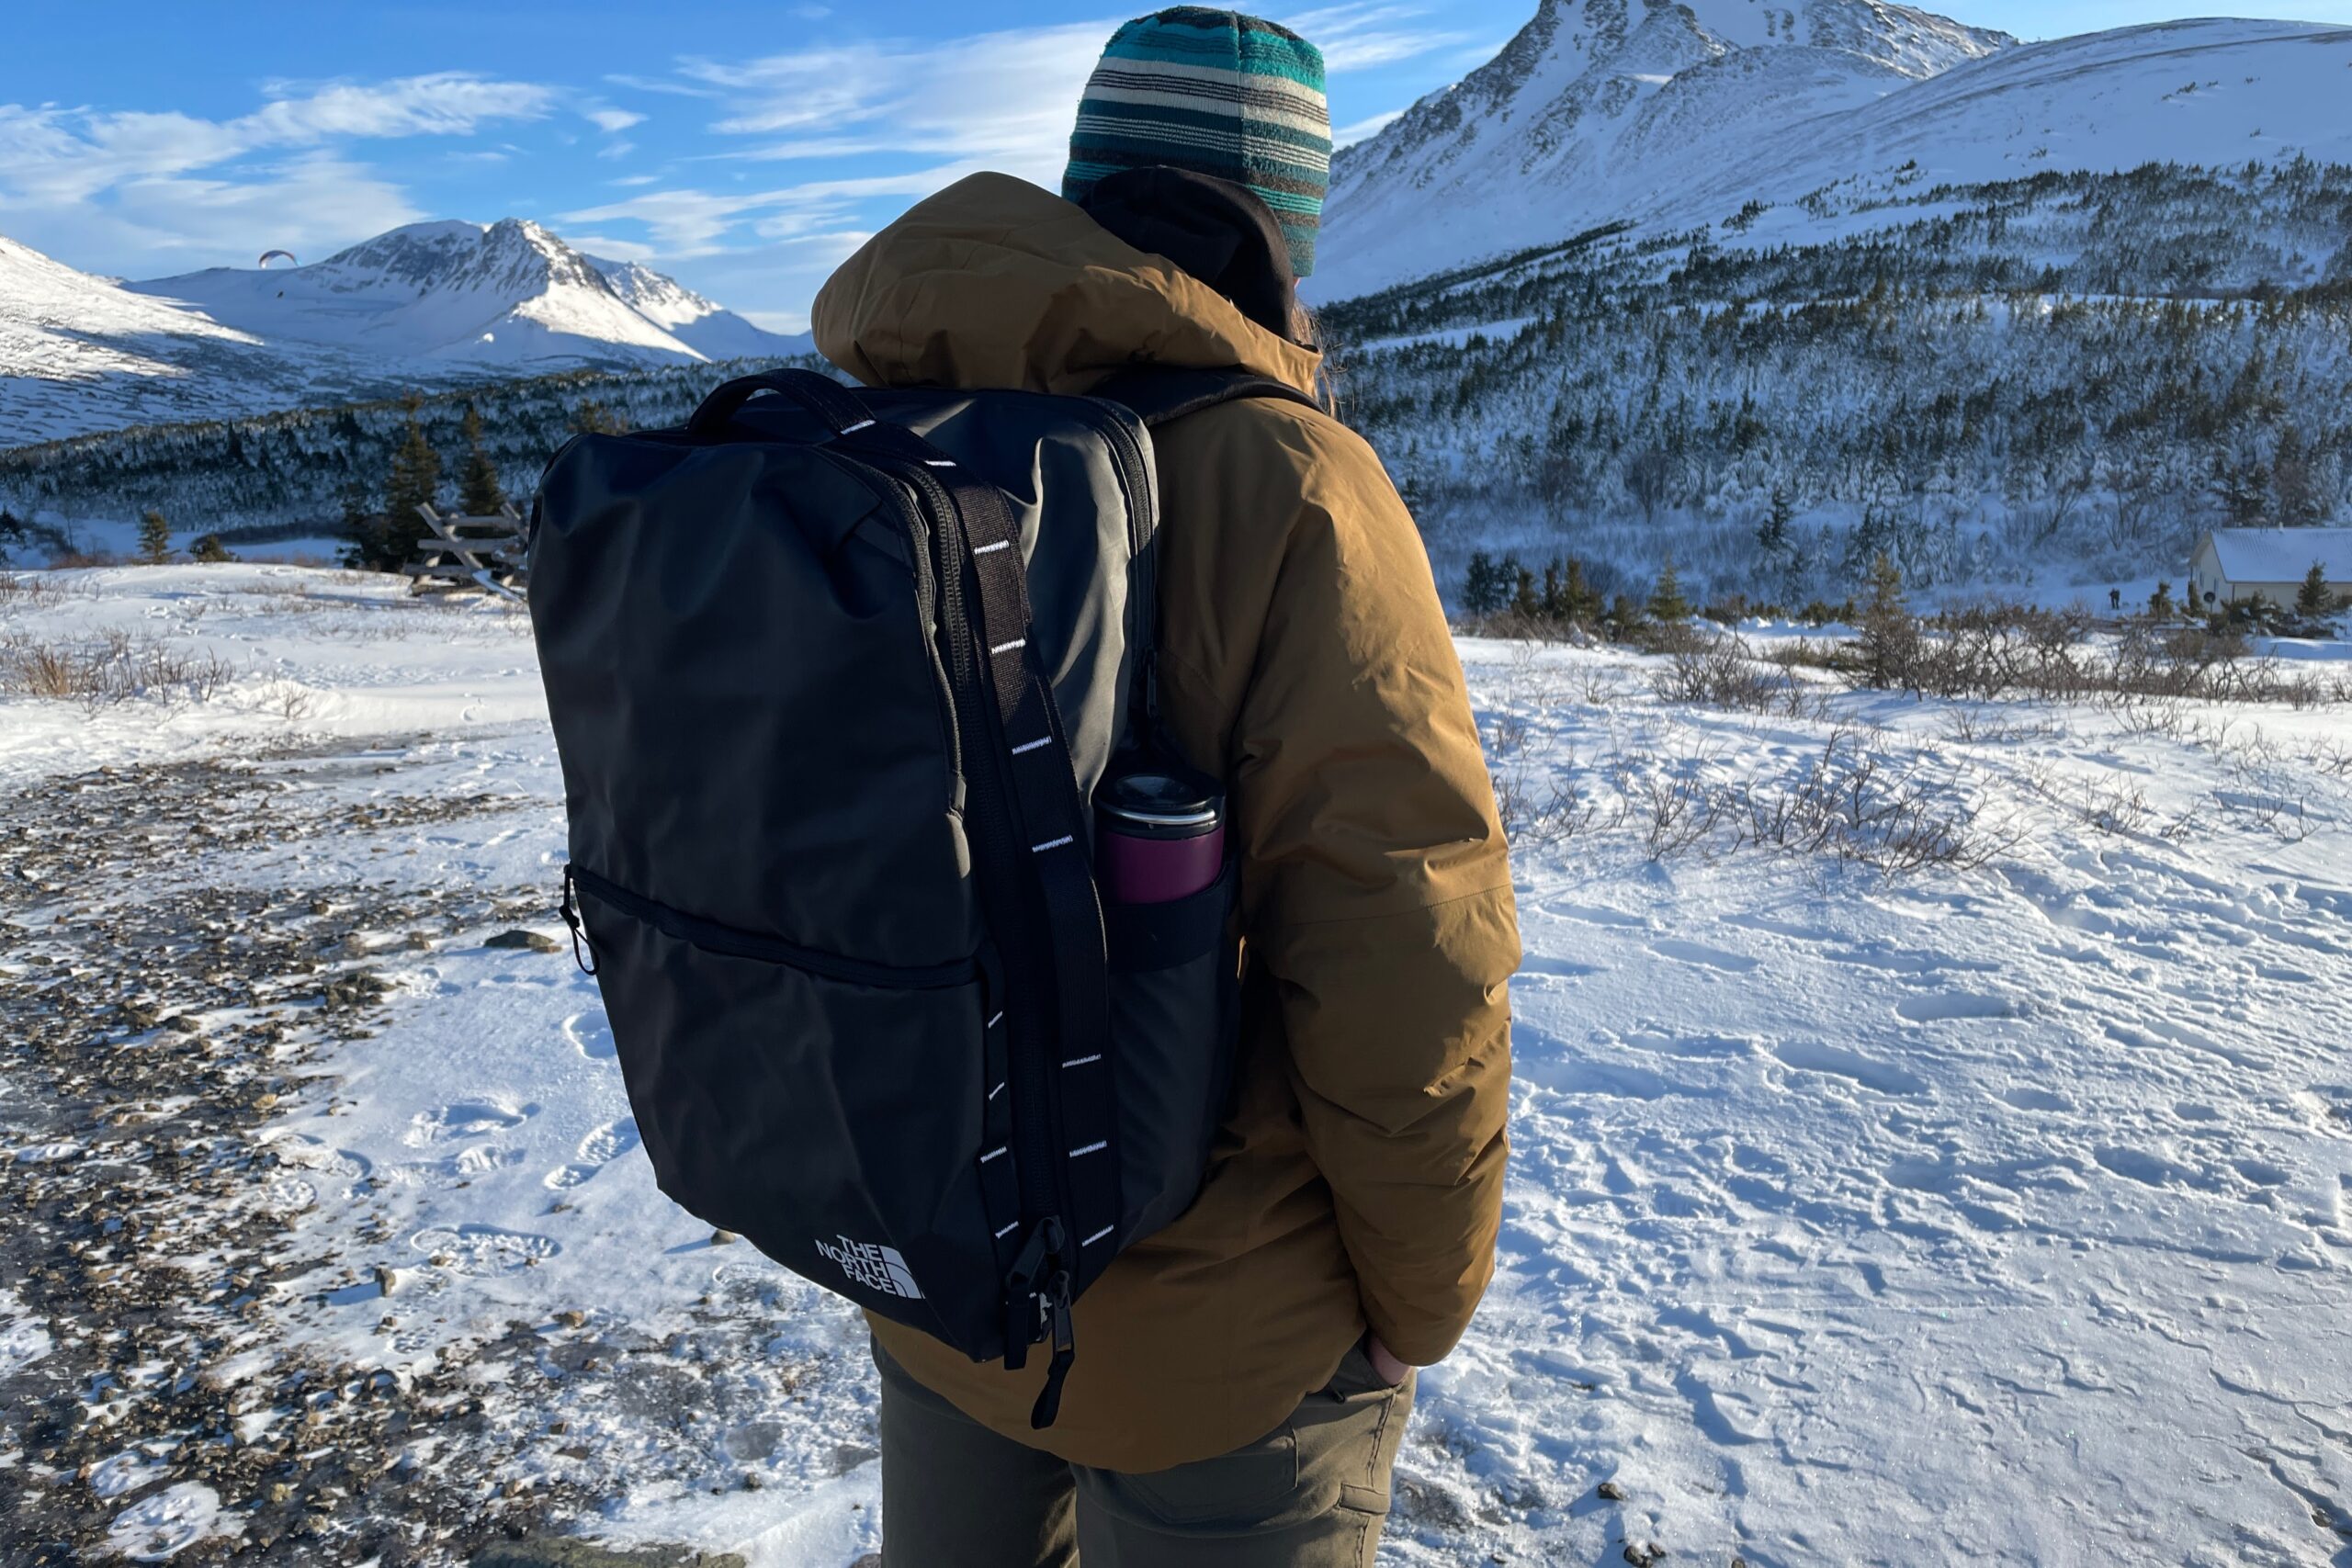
{"left": 1103, "top": 860, "right": 1240, "bottom": 1244}
{"left": 569, "top": 866, "right": 1000, "bottom": 1357}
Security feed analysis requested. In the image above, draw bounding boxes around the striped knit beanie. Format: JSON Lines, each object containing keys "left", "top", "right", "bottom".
{"left": 1062, "top": 9, "right": 1330, "bottom": 278}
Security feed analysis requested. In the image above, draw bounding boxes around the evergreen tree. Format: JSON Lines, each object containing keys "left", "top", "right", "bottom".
{"left": 1511, "top": 560, "right": 1541, "bottom": 619}
{"left": 1462, "top": 551, "right": 1507, "bottom": 617}
{"left": 337, "top": 468, "right": 383, "bottom": 572}
{"left": 571, "top": 398, "right": 625, "bottom": 435}
{"left": 0, "top": 507, "right": 24, "bottom": 548}
{"left": 456, "top": 402, "right": 507, "bottom": 516}
{"left": 375, "top": 397, "right": 446, "bottom": 571}
{"left": 2146, "top": 580, "right": 2177, "bottom": 620}
{"left": 1541, "top": 560, "right": 1565, "bottom": 620}
{"left": 1646, "top": 557, "right": 1691, "bottom": 623}
{"left": 1562, "top": 558, "right": 1600, "bottom": 626}
{"left": 190, "top": 534, "right": 232, "bottom": 564}
{"left": 137, "top": 508, "right": 172, "bottom": 566}
{"left": 2298, "top": 560, "right": 2338, "bottom": 621}
{"left": 1758, "top": 484, "right": 1794, "bottom": 556}
{"left": 1857, "top": 552, "right": 1919, "bottom": 689}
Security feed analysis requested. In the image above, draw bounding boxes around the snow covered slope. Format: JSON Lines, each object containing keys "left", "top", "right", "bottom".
{"left": 2, "top": 220, "right": 803, "bottom": 446}
{"left": 0, "top": 237, "right": 400, "bottom": 447}
{"left": 1317, "top": 9, "right": 2352, "bottom": 299}
{"left": 131, "top": 220, "right": 803, "bottom": 369}
{"left": 4, "top": 566, "right": 2348, "bottom": 1563}
{"left": 590, "top": 257, "right": 813, "bottom": 361}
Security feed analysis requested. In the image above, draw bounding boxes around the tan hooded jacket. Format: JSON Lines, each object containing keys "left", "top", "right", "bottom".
{"left": 813, "top": 173, "right": 1519, "bottom": 1473}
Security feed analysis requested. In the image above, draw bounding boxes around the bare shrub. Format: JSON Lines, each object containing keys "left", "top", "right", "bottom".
{"left": 0, "top": 628, "right": 233, "bottom": 710}
{"left": 1728, "top": 728, "right": 2019, "bottom": 872}
{"left": 1494, "top": 764, "right": 1611, "bottom": 848}
{"left": 1634, "top": 765, "right": 1729, "bottom": 860}
{"left": 1651, "top": 632, "right": 1825, "bottom": 717}
{"left": 1940, "top": 706, "right": 2067, "bottom": 745}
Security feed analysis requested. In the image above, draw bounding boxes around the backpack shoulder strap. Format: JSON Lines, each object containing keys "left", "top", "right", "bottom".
{"left": 1086, "top": 366, "right": 1318, "bottom": 427}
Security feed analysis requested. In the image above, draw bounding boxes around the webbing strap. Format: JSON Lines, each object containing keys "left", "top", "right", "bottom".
{"left": 845, "top": 421, "right": 1123, "bottom": 1298}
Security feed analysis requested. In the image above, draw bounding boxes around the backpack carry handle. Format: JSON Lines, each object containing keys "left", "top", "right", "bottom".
{"left": 689, "top": 368, "right": 874, "bottom": 438}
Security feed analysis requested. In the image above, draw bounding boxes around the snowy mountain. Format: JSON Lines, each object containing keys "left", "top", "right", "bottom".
{"left": 131, "top": 219, "right": 806, "bottom": 368}
{"left": 0, "top": 235, "right": 410, "bottom": 447}
{"left": 1317, "top": 9, "right": 2352, "bottom": 299}
{"left": 588, "top": 256, "right": 811, "bottom": 361}
{"left": 2, "top": 219, "right": 804, "bottom": 446}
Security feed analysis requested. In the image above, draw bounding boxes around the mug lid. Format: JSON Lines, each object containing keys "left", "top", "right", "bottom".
{"left": 1099, "top": 772, "right": 1220, "bottom": 831}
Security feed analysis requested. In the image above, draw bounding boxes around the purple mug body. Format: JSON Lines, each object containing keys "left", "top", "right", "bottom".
{"left": 1096, "top": 773, "right": 1224, "bottom": 905}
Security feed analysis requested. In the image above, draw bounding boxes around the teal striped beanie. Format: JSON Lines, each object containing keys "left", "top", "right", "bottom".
{"left": 1062, "top": 9, "right": 1330, "bottom": 278}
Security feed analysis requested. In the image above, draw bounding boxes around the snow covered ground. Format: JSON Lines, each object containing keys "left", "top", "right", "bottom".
{"left": 4, "top": 566, "right": 2351, "bottom": 1565}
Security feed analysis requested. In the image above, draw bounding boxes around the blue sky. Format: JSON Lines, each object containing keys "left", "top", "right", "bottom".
{"left": 5, "top": 0, "right": 2347, "bottom": 329}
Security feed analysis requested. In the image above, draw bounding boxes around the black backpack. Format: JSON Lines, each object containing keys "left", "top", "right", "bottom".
{"left": 529, "top": 366, "right": 1315, "bottom": 1427}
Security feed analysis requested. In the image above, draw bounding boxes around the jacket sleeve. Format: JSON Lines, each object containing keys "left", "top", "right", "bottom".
{"left": 1219, "top": 418, "right": 1520, "bottom": 1367}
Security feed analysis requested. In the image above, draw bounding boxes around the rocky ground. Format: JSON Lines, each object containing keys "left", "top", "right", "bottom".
{"left": 0, "top": 749, "right": 786, "bottom": 1566}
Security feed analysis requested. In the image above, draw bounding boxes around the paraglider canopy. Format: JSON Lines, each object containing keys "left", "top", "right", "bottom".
{"left": 257, "top": 249, "right": 296, "bottom": 268}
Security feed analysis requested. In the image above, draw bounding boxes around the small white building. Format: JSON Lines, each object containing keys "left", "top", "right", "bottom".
{"left": 2188, "top": 527, "right": 2352, "bottom": 608}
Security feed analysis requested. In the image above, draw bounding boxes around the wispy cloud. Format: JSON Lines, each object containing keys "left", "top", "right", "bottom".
{"left": 1282, "top": 5, "right": 1476, "bottom": 71}
{"left": 0, "top": 74, "right": 554, "bottom": 205}
{"left": 558, "top": 164, "right": 976, "bottom": 257}
{"left": 680, "top": 21, "right": 1109, "bottom": 178}
{"left": 1332, "top": 108, "right": 1405, "bottom": 147}
{"left": 0, "top": 73, "right": 558, "bottom": 276}
{"left": 583, "top": 107, "right": 647, "bottom": 133}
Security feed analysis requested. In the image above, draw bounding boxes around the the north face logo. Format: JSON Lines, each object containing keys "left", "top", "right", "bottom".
{"left": 815, "top": 1235, "right": 922, "bottom": 1299}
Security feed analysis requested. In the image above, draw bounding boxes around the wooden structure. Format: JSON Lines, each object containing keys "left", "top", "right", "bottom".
{"left": 405, "top": 502, "right": 526, "bottom": 600}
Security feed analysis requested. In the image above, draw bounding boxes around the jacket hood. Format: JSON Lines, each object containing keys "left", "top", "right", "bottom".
{"left": 811, "top": 172, "right": 1319, "bottom": 399}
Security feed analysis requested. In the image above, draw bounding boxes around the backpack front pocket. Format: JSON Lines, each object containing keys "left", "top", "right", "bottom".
{"left": 568, "top": 867, "right": 1002, "bottom": 1355}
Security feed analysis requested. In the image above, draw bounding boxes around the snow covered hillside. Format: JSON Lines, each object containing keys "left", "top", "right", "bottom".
{"left": 4, "top": 564, "right": 2350, "bottom": 1565}
{"left": 1318, "top": 12, "right": 2349, "bottom": 299}
{"left": 589, "top": 257, "right": 809, "bottom": 364}
{"left": 0, "top": 237, "right": 416, "bottom": 448}
{"left": 2, "top": 221, "right": 806, "bottom": 446}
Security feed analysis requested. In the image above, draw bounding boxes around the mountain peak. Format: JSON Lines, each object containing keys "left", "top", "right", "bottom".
{"left": 1320, "top": 0, "right": 2015, "bottom": 298}
{"left": 119, "top": 216, "right": 804, "bottom": 378}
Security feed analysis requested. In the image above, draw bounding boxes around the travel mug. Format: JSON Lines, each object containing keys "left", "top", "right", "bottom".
{"left": 1095, "top": 773, "right": 1224, "bottom": 905}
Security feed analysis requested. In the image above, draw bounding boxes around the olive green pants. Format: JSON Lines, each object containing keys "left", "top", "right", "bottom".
{"left": 874, "top": 1338, "right": 1414, "bottom": 1567}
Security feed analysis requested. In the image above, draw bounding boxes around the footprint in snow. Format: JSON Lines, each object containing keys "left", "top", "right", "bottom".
{"left": 562, "top": 1010, "right": 616, "bottom": 1060}
{"left": 545, "top": 1116, "right": 642, "bottom": 1190}
{"left": 1771, "top": 1039, "right": 1929, "bottom": 1097}
{"left": 402, "top": 1097, "right": 534, "bottom": 1148}
{"left": 410, "top": 1224, "right": 560, "bottom": 1275}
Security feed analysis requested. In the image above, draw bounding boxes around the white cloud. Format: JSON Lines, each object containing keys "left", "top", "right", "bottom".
{"left": 558, "top": 164, "right": 977, "bottom": 258}
{"left": 564, "top": 231, "right": 662, "bottom": 262}
{"left": 0, "top": 73, "right": 554, "bottom": 278}
{"left": 678, "top": 21, "right": 1110, "bottom": 184}
{"left": 584, "top": 107, "right": 647, "bottom": 133}
{"left": 1332, "top": 108, "right": 1404, "bottom": 148}
{"left": 597, "top": 140, "right": 637, "bottom": 161}
{"left": 1281, "top": 5, "right": 1476, "bottom": 71}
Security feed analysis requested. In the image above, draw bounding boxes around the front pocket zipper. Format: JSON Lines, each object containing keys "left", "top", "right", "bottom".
{"left": 564, "top": 863, "right": 978, "bottom": 990}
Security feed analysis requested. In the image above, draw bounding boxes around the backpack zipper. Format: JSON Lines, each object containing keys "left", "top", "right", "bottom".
{"left": 562, "top": 863, "right": 978, "bottom": 990}
{"left": 864, "top": 453, "right": 1076, "bottom": 1243}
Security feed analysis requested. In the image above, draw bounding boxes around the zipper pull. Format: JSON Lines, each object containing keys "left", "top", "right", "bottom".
{"left": 559, "top": 865, "right": 598, "bottom": 976}
{"left": 1029, "top": 1265, "right": 1076, "bottom": 1430}
{"left": 999, "top": 1222, "right": 1054, "bottom": 1373}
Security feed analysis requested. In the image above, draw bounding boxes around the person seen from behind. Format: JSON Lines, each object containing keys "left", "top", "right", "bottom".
{"left": 809, "top": 10, "right": 1520, "bottom": 1563}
